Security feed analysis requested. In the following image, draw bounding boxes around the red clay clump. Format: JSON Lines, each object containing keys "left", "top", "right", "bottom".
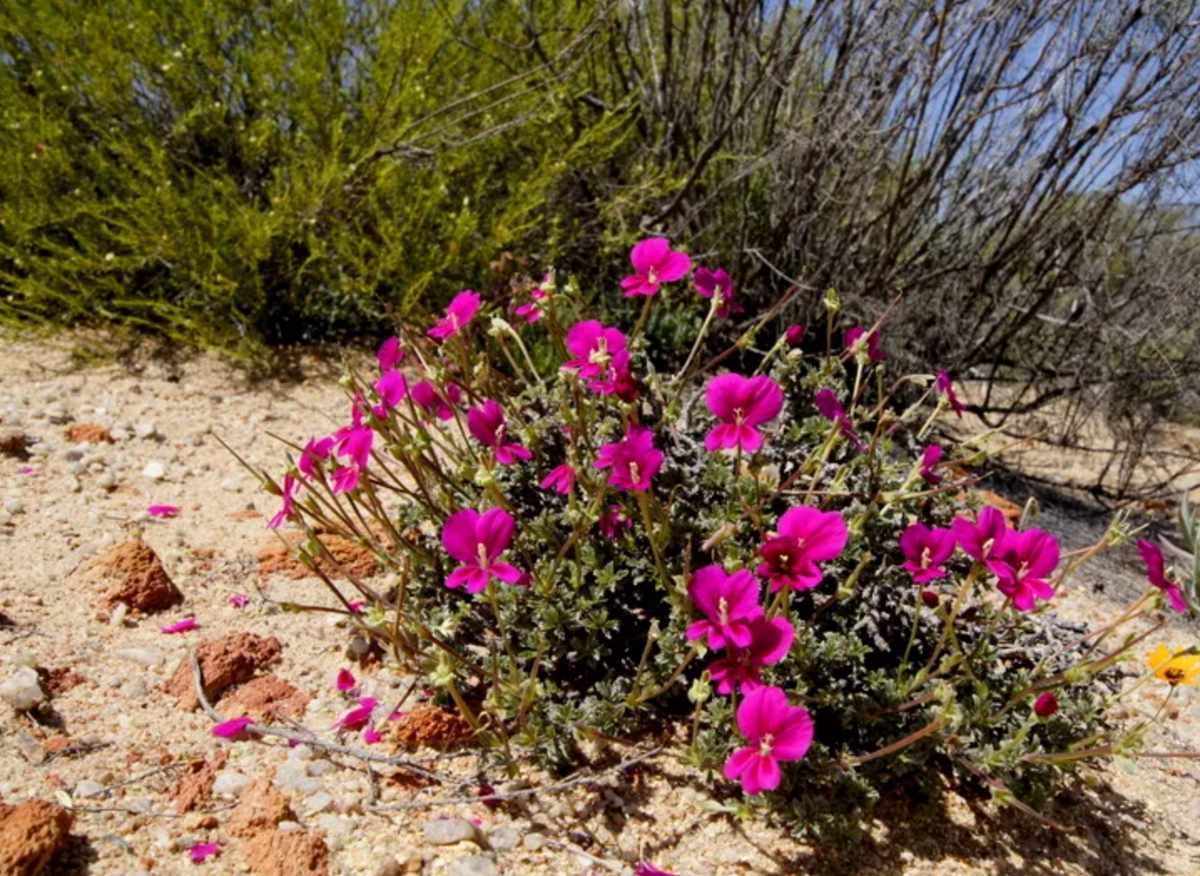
{"left": 243, "top": 829, "right": 329, "bottom": 876}
{"left": 164, "top": 632, "right": 283, "bottom": 711}
{"left": 220, "top": 675, "right": 310, "bottom": 720}
{"left": 226, "top": 777, "right": 293, "bottom": 838}
{"left": 66, "top": 424, "right": 113, "bottom": 444}
{"left": 43, "top": 668, "right": 86, "bottom": 696}
{"left": 170, "top": 752, "right": 228, "bottom": 814}
{"left": 96, "top": 541, "right": 183, "bottom": 614}
{"left": 258, "top": 534, "right": 379, "bottom": 580}
{"left": 0, "top": 799, "right": 74, "bottom": 876}
{"left": 392, "top": 705, "right": 474, "bottom": 751}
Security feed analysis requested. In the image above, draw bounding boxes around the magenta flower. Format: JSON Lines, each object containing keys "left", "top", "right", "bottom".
{"left": 844, "top": 326, "right": 885, "bottom": 360}
{"left": 988, "top": 528, "right": 1059, "bottom": 611}
{"left": 411, "top": 381, "right": 461, "bottom": 421}
{"left": 620, "top": 237, "right": 691, "bottom": 297}
{"left": 685, "top": 566, "right": 763, "bottom": 650}
{"left": 695, "top": 268, "right": 744, "bottom": 319}
{"left": 228, "top": 594, "right": 249, "bottom": 609}
{"left": 335, "top": 696, "right": 377, "bottom": 731}
{"left": 363, "top": 725, "right": 384, "bottom": 744}
{"left": 468, "top": 400, "right": 532, "bottom": 465}
{"left": 562, "top": 320, "right": 627, "bottom": 382}
{"left": 704, "top": 374, "right": 784, "bottom": 454}
{"left": 724, "top": 685, "right": 814, "bottom": 795}
{"left": 189, "top": 842, "right": 221, "bottom": 863}
{"left": 598, "top": 505, "right": 632, "bottom": 538}
{"left": 268, "top": 474, "right": 298, "bottom": 530}
{"left": 708, "top": 616, "right": 794, "bottom": 694}
{"left": 348, "top": 601, "right": 366, "bottom": 614}
{"left": 160, "top": 618, "right": 198, "bottom": 634}
{"left": 635, "top": 863, "right": 680, "bottom": 876}
{"left": 784, "top": 324, "right": 805, "bottom": 347}
{"left": 594, "top": 425, "right": 663, "bottom": 492}
{"left": 919, "top": 445, "right": 944, "bottom": 486}
{"left": 757, "top": 506, "right": 848, "bottom": 593}
{"left": 813, "top": 389, "right": 866, "bottom": 452}
{"left": 899, "top": 523, "right": 957, "bottom": 583}
{"left": 1034, "top": 692, "right": 1059, "bottom": 718}
{"left": 211, "top": 717, "right": 254, "bottom": 739}
{"left": 16, "top": 466, "right": 35, "bottom": 475}
{"left": 1137, "top": 539, "right": 1188, "bottom": 613}
{"left": 935, "top": 371, "right": 966, "bottom": 418}
{"left": 428, "top": 290, "right": 481, "bottom": 341}
{"left": 540, "top": 463, "right": 576, "bottom": 495}
{"left": 333, "top": 405, "right": 374, "bottom": 493}
{"left": 377, "top": 336, "right": 403, "bottom": 371}
{"left": 298, "top": 435, "right": 335, "bottom": 480}
{"left": 514, "top": 302, "right": 543, "bottom": 323}
{"left": 442, "top": 508, "right": 523, "bottom": 593}
{"left": 336, "top": 668, "right": 356, "bottom": 692}
{"left": 147, "top": 505, "right": 180, "bottom": 518}
{"left": 372, "top": 369, "right": 408, "bottom": 417}
{"left": 952, "top": 507, "right": 1010, "bottom": 564}
{"left": 590, "top": 348, "right": 639, "bottom": 402}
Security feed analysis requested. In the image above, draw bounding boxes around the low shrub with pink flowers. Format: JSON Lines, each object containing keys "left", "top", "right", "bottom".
{"left": 252, "top": 239, "right": 1194, "bottom": 835}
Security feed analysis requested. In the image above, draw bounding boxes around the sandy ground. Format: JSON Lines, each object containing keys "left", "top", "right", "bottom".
{"left": 1, "top": 336, "right": 1199, "bottom": 876}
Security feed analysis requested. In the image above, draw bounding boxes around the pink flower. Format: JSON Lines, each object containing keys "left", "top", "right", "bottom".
{"left": 784, "top": 325, "right": 805, "bottom": 347}
{"left": 336, "top": 669, "right": 357, "bottom": 692}
{"left": 620, "top": 237, "right": 692, "bottom": 297}
{"left": 160, "top": 618, "right": 198, "bottom": 634}
{"left": 844, "top": 326, "right": 885, "bottom": 360}
{"left": 598, "top": 505, "right": 632, "bottom": 538}
{"left": 635, "top": 863, "right": 679, "bottom": 876}
{"left": 335, "top": 696, "right": 377, "bottom": 731}
{"left": 707, "top": 616, "right": 794, "bottom": 694}
{"left": 189, "top": 842, "right": 221, "bottom": 863}
{"left": 685, "top": 566, "right": 763, "bottom": 650}
{"left": 349, "top": 601, "right": 366, "bottom": 614}
{"left": 147, "top": 505, "right": 180, "bottom": 518}
{"left": 268, "top": 474, "right": 298, "bottom": 530}
{"left": 514, "top": 302, "right": 543, "bottom": 323}
{"left": 362, "top": 726, "right": 383, "bottom": 744}
{"left": 988, "top": 529, "right": 1059, "bottom": 611}
{"left": 467, "top": 400, "right": 531, "bottom": 465}
{"left": 442, "top": 508, "right": 523, "bottom": 593}
{"left": 757, "top": 506, "right": 848, "bottom": 593}
{"left": 428, "top": 290, "right": 481, "bottom": 341}
{"left": 724, "top": 686, "right": 813, "bottom": 795}
{"left": 899, "top": 523, "right": 957, "bottom": 583}
{"left": 411, "top": 381, "right": 461, "bottom": 421}
{"left": 562, "top": 321, "right": 627, "bottom": 382}
{"left": 372, "top": 369, "right": 408, "bottom": 417}
{"left": 377, "top": 336, "right": 403, "bottom": 371}
{"left": 704, "top": 374, "right": 784, "bottom": 453}
{"left": 919, "top": 445, "right": 944, "bottom": 486}
{"left": 813, "top": 389, "right": 866, "bottom": 452}
{"left": 936, "top": 371, "right": 965, "bottom": 418}
{"left": 952, "top": 507, "right": 1010, "bottom": 564}
{"left": 298, "top": 436, "right": 335, "bottom": 480}
{"left": 211, "top": 717, "right": 254, "bottom": 739}
{"left": 228, "top": 594, "right": 249, "bottom": 608}
{"left": 16, "top": 467, "right": 35, "bottom": 475}
{"left": 594, "top": 425, "right": 663, "bottom": 492}
{"left": 332, "top": 405, "right": 373, "bottom": 494}
{"left": 1034, "top": 692, "right": 1059, "bottom": 718}
{"left": 694, "top": 268, "right": 743, "bottom": 319}
{"left": 591, "top": 348, "right": 639, "bottom": 401}
{"left": 1137, "top": 539, "right": 1188, "bottom": 613}
{"left": 540, "top": 463, "right": 576, "bottom": 495}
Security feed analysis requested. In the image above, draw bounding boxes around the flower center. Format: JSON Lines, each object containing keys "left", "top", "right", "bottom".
{"left": 921, "top": 547, "right": 932, "bottom": 568}
{"left": 447, "top": 313, "right": 459, "bottom": 330}
{"left": 476, "top": 543, "right": 489, "bottom": 568}
{"left": 589, "top": 339, "right": 610, "bottom": 365}
{"left": 717, "top": 597, "right": 730, "bottom": 626}
{"left": 758, "top": 733, "right": 774, "bottom": 757}
{"left": 628, "top": 461, "right": 641, "bottom": 484}
{"left": 647, "top": 268, "right": 658, "bottom": 285}
{"left": 733, "top": 407, "right": 746, "bottom": 426}
{"left": 1166, "top": 667, "right": 1186, "bottom": 683}
{"left": 982, "top": 537, "right": 995, "bottom": 556}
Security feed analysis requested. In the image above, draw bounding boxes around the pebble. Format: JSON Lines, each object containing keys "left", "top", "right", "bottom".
{"left": 275, "top": 759, "right": 323, "bottom": 795}
{"left": 213, "top": 771, "right": 252, "bottom": 798}
{"left": 522, "top": 833, "right": 547, "bottom": 852}
{"left": 423, "top": 817, "right": 480, "bottom": 846}
{"left": 121, "top": 677, "right": 150, "bottom": 700}
{"left": 111, "top": 428, "right": 131, "bottom": 441}
{"left": 487, "top": 824, "right": 522, "bottom": 852}
{"left": 314, "top": 813, "right": 355, "bottom": 840}
{"left": 15, "top": 731, "right": 46, "bottom": 765}
{"left": 75, "top": 780, "right": 107, "bottom": 799}
{"left": 220, "top": 477, "right": 241, "bottom": 492}
{"left": 134, "top": 422, "right": 158, "bottom": 439}
{"left": 142, "top": 461, "right": 166, "bottom": 480}
{"left": 277, "top": 820, "right": 304, "bottom": 832}
{"left": 117, "top": 647, "right": 165, "bottom": 668}
{"left": 445, "top": 855, "right": 498, "bottom": 876}
{"left": 109, "top": 602, "right": 128, "bottom": 627}
{"left": 0, "top": 666, "right": 45, "bottom": 711}
{"left": 305, "top": 792, "right": 335, "bottom": 814}
{"left": 307, "top": 759, "right": 338, "bottom": 777}
{"left": 97, "top": 471, "right": 116, "bottom": 489}
{"left": 3, "top": 497, "right": 23, "bottom": 514}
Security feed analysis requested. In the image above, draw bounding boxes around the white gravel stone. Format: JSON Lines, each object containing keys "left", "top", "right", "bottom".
{"left": 117, "top": 647, "right": 165, "bottom": 668}
{"left": 423, "top": 817, "right": 480, "bottom": 846}
{"left": 134, "top": 422, "right": 158, "bottom": 439}
{"left": 142, "top": 461, "right": 166, "bottom": 479}
{"left": 0, "top": 666, "right": 45, "bottom": 711}
{"left": 213, "top": 770, "right": 252, "bottom": 799}
{"left": 75, "top": 780, "right": 107, "bottom": 799}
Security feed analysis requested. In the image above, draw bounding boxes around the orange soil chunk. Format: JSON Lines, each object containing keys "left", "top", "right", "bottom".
{"left": 66, "top": 424, "right": 113, "bottom": 444}
{"left": 392, "top": 705, "right": 474, "bottom": 751}
{"left": 226, "top": 777, "right": 293, "bottom": 838}
{"left": 43, "top": 668, "right": 86, "bottom": 695}
{"left": 0, "top": 799, "right": 74, "bottom": 876}
{"left": 973, "top": 489, "right": 1023, "bottom": 519}
{"left": 170, "top": 752, "right": 228, "bottom": 814}
{"left": 243, "top": 830, "right": 329, "bottom": 876}
{"left": 96, "top": 541, "right": 183, "bottom": 614}
{"left": 164, "top": 632, "right": 283, "bottom": 712}
{"left": 258, "top": 534, "right": 380, "bottom": 580}
{"left": 220, "top": 675, "right": 310, "bottom": 720}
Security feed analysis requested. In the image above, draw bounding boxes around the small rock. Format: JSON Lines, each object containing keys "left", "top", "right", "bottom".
{"left": 142, "top": 461, "right": 166, "bottom": 480}
{"left": 3, "top": 497, "right": 24, "bottom": 515}
{"left": 117, "top": 647, "right": 165, "bottom": 668}
{"left": 213, "top": 771, "right": 252, "bottom": 799}
{"left": 108, "top": 602, "right": 128, "bottom": 627}
{"left": 522, "top": 832, "right": 546, "bottom": 852}
{"left": 307, "top": 760, "right": 338, "bottom": 777}
{"left": 0, "top": 666, "right": 46, "bottom": 711}
{"left": 373, "top": 857, "right": 404, "bottom": 876}
{"left": 121, "top": 678, "right": 149, "bottom": 700}
{"left": 446, "top": 855, "right": 498, "bottom": 876}
{"left": 0, "top": 428, "right": 28, "bottom": 456}
{"left": 314, "top": 812, "right": 354, "bottom": 839}
{"left": 110, "top": 428, "right": 131, "bottom": 442}
{"left": 304, "top": 792, "right": 335, "bottom": 815}
{"left": 487, "top": 824, "right": 521, "bottom": 852}
{"left": 0, "top": 799, "right": 74, "bottom": 875}
{"left": 220, "top": 477, "right": 241, "bottom": 492}
{"left": 97, "top": 471, "right": 117, "bottom": 489}
{"left": 423, "top": 817, "right": 479, "bottom": 847}
{"left": 134, "top": 422, "right": 158, "bottom": 440}
{"left": 15, "top": 732, "right": 46, "bottom": 765}
{"left": 75, "top": 780, "right": 107, "bottom": 799}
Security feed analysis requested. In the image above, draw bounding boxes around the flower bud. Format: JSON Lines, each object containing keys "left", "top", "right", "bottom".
{"left": 1033, "top": 691, "right": 1059, "bottom": 718}
{"left": 823, "top": 287, "right": 841, "bottom": 314}
{"left": 784, "top": 324, "right": 805, "bottom": 347}
{"left": 688, "top": 673, "right": 712, "bottom": 705}
{"left": 921, "top": 590, "right": 940, "bottom": 609}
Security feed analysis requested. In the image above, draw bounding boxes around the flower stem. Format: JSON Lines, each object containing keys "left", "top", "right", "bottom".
{"left": 637, "top": 490, "right": 671, "bottom": 595}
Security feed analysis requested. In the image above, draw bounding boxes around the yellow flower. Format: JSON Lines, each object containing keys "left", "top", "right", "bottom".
{"left": 1148, "top": 644, "right": 1200, "bottom": 686}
